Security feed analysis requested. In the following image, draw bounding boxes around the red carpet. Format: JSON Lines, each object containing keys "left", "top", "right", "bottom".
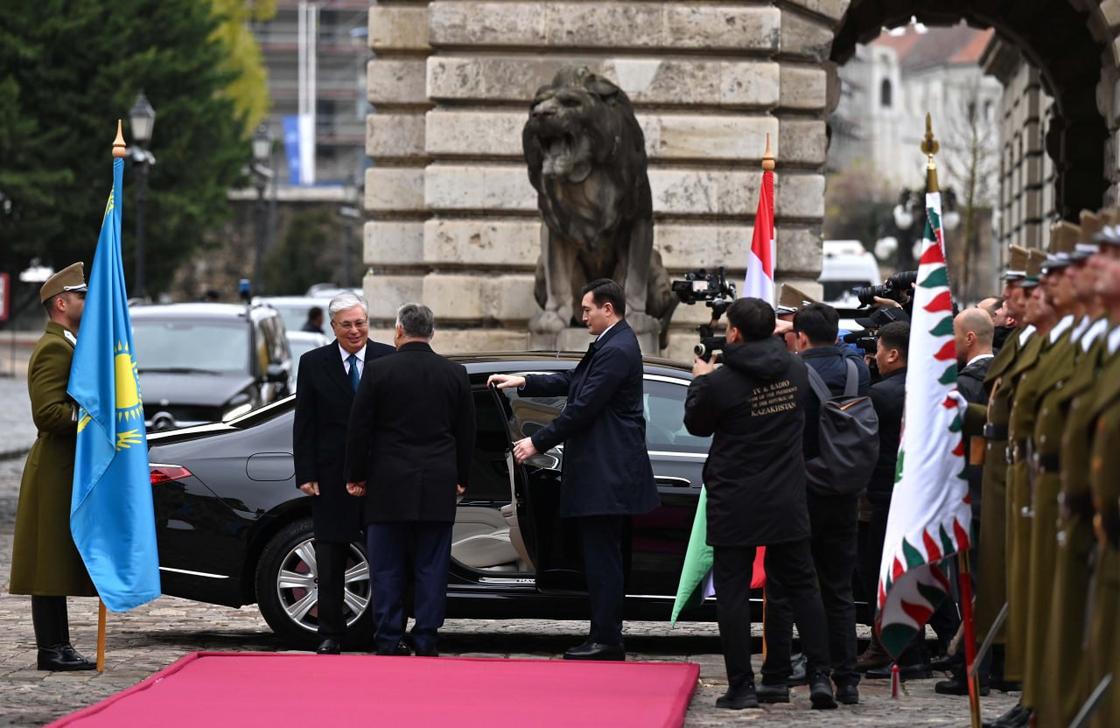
{"left": 52, "top": 652, "right": 699, "bottom": 727}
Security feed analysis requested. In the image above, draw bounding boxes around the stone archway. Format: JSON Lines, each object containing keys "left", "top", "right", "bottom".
{"left": 363, "top": 1, "right": 1120, "bottom": 358}
{"left": 829, "top": 0, "right": 1112, "bottom": 220}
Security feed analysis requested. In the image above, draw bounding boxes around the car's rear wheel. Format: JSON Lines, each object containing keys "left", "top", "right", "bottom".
{"left": 255, "top": 518, "right": 372, "bottom": 649}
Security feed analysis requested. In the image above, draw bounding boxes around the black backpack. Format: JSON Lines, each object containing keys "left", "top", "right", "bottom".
{"left": 804, "top": 359, "right": 879, "bottom": 496}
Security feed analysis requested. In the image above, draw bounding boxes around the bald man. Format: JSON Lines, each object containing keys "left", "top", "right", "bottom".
{"left": 954, "top": 307, "right": 996, "bottom": 405}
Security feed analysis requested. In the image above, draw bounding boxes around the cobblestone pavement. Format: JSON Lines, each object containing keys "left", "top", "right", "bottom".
{"left": 0, "top": 376, "right": 35, "bottom": 460}
{"left": 0, "top": 446, "right": 1017, "bottom": 726}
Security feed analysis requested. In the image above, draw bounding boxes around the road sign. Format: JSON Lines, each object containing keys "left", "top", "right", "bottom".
{"left": 0, "top": 272, "right": 9, "bottom": 322}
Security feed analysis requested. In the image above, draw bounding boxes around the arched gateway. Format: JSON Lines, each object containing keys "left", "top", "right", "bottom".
{"left": 363, "top": 1, "right": 1120, "bottom": 358}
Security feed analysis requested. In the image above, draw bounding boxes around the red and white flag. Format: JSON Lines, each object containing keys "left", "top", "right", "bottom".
{"left": 744, "top": 168, "right": 775, "bottom": 304}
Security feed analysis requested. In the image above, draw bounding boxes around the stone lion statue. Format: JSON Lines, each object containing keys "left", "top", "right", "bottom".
{"left": 523, "top": 66, "right": 677, "bottom": 346}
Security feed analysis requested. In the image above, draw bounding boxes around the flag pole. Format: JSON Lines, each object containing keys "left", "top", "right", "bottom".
{"left": 94, "top": 121, "right": 128, "bottom": 676}
{"left": 760, "top": 133, "right": 774, "bottom": 653}
{"left": 924, "top": 112, "right": 982, "bottom": 728}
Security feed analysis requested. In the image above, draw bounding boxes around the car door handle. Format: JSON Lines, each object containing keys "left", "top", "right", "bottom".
{"left": 655, "top": 476, "right": 692, "bottom": 488}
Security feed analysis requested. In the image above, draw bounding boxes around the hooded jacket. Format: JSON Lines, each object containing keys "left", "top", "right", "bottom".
{"left": 684, "top": 336, "right": 812, "bottom": 547}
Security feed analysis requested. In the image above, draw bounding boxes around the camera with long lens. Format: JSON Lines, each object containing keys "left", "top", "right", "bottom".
{"left": 855, "top": 270, "right": 918, "bottom": 307}
{"left": 671, "top": 267, "right": 737, "bottom": 362}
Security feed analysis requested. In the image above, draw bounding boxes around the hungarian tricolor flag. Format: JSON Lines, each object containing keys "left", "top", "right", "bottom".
{"left": 744, "top": 166, "right": 775, "bottom": 304}
{"left": 875, "top": 192, "right": 971, "bottom": 656}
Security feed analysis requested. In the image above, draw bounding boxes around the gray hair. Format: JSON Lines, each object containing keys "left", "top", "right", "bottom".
{"left": 328, "top": 292, "right": 368, "bottom": 320}
{"left": 396, "top": 303, "right": 434, "bottom": 339}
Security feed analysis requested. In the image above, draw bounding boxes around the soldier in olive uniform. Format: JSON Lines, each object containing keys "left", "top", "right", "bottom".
{"left": 1019, "top": 222, "right": 1083, "bottom": 721}
{"left": 969, "top": 246, "right": 1043, "bottom": 709}
{"left": 8, "top": 263, "right": 98, "bottom": 671}
{"left": 1081, "top": 223, "right": 1120, "bottom": 728}
{"left": 992, "top": 247, "right": 1053, "bottom": 728}
{"left": 1035, "top": 210, "right": 1111, "bottom": 727}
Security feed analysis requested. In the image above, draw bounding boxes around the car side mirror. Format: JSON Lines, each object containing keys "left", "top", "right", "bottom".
{"left": 265, "top": 363, "right": 288, "bottom": 383}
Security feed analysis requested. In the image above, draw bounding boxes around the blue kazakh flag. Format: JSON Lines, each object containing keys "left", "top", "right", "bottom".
{"left": 68, "top": 155, "right": 161, "bottom": 612}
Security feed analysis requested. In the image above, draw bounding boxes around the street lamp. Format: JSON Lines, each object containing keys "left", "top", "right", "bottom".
{"left": 250, "top": 123, "right": 273, "bottom": 292}
{"left": 129, "top": 92, "right": 156, "bottom": 300}
{"left": 887, "top": 186, "right": 959, "bottom": 271}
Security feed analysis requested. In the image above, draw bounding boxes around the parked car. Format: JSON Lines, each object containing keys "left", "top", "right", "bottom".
{"left": 253, "top": 296, "right": 333, "bottom": 336}
{"left": 130, "top": 303, "right": 292, "bottom": 431}
{"left": 286, "top": 331, "right": 331, "bottom": 387}
{"left": 147, "top": 352, "right": 875, "bottom": 648}
{"left": 818, "top": 240, "right": 881, "bottom": 306}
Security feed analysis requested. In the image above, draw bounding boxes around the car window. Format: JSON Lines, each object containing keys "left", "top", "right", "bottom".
{"left": 132, "top": 319, "right": 250, "bottom": 374}
{"left": 467, "top": 390, "right": 515, "bottom": 502}
{"left": 643, "top": 378, "right": 711, "bottom": 454}
{"left": 261, "top": 316, "right": 288, "bottom": 364}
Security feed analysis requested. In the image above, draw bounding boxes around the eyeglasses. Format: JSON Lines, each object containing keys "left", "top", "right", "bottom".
{"left": 333, "top": 319, "right": 368, "bottom": 331}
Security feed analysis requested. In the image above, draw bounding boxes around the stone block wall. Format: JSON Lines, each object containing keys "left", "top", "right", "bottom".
{"left": 365, "top": 1, "right": 841, "bottom": 361}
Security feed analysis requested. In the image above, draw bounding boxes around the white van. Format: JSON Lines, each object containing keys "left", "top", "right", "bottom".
{"left": 818, "top": 240, "right": 881, "bottom": 305}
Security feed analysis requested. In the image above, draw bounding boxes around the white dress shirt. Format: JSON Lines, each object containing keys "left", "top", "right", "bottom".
{"left": 965, "top": 353, "right": 994, "bottom": 368}
{"left": 339, "top": 343, "right": 366, "bottom": 378}
{"left": 595, "top": 321, "right": 619, "bottom": 343}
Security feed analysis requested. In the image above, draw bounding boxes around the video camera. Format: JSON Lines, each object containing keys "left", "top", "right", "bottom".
{"left": 854, "top": 270, "right": 918, "bottom": 307}
{"left": 671, "top": 267, "right": 737, "bottom": 362}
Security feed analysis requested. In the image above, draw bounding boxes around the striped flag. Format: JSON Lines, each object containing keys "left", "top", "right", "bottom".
{"left": 744, "top": 167, "right": 775, "bottom": 303}
{"left": 875, "top": 192, "right": 971, "bottom": 656}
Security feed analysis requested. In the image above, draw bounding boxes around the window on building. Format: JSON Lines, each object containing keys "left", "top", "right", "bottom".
{"left": 880, "top": 78, "right": 893, "bottom": 108}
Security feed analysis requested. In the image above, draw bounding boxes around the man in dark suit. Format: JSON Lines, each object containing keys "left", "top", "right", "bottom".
{"left": 293, "top": 292, "right": 395, "bottom": 654}
{"left": 345, "top": 303, "right": 475, "bottom": 657}
{"left": 489, "top": 278, "right": 659, "bottom": 661}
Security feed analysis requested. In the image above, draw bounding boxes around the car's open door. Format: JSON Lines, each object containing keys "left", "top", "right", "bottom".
{"left": 488, "top": 381, "right": 586, "bottom": 593}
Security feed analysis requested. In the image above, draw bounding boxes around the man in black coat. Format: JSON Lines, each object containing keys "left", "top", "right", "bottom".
{"left": 489, "top": 279, "right": 659, "bottom": 662}
{"left": 684, "top": 297, "right": 836, "bottom": 711}
{"left": 293, "top": 293, "right": 395, "bottom": 654}
{"left": 784, "top": 303, "right": 871, "bottom": 704}
{"left": 345, "top": 303, "right": 475, "bottom": 657}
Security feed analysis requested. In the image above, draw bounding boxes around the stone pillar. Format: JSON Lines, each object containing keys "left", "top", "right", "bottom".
{"left": 365, "top": 1, "right": 844, "bottom": 360}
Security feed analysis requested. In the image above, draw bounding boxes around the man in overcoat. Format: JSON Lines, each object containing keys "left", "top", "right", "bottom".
{"left": 9, "top": 263, "right": 98, "bottom": 671}
{"left": 293, "top": 292, "right": 394, "bottom": 654}
{"left": 683, "top": 297, "right": 836, "bottom": 711}
{"left": 489, "top": 278, "right": 659, "bottom": 661}
{"left": 345, "top": 304, "right": 475, "bottom": 657}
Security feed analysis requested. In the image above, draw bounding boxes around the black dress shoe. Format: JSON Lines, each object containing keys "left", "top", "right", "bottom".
{"left": 835, "top": 682, "right": 859, "bottom": 705}
{"left": 755, "top": 682, "right": 790, "bottom": 703}
{"left": 562, "top": 642, "right": 625, "bottom": 661}
{"left": 38, "top": 644, "right": 96, "bottom": 672}
{"left": 989, "top": 677, "right": 1022, "bottom": 692}
{"left": 865, "top": 662, "right": 933, "bottom": 680}
{"left": 715, "top": 682, "right": 760, "bottom": 710}
{"left": 316, "top": 638, "right": 342, "bottom": 654}
{"left": 787, "top": 652, "right": 808, "bottom": 686}
{"left": 930, "top": 652, "right": 964, "bottom": 672}
{"left": 374, "top": 641, "right": 411, "bottom": 656}
{"left": 934, "top": 673, "right": 990, "bottom": 696}
{"left": 809, "top": 671, "right": 838, "bottom": 709}
{"left": 413, "top": 646, "right": 439, "bottom": 657}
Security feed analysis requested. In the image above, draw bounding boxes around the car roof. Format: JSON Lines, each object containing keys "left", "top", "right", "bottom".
{"left": 448, "top": 351, "right": 692, "bottom": 379}
{"left": 129, "top": 302, "right": 280, "bottom": 322}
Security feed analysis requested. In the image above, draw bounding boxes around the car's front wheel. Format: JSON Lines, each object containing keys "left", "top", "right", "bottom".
{"left": 255, "top": 518, "right": 372, "bottom": 649}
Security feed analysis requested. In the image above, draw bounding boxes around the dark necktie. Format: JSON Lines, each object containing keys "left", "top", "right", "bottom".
{"left": 347, "top": 353, "right": 360, "bottom": 392}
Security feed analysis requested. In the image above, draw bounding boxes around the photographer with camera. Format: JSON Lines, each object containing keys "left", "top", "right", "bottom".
{"left": 684, "top": 298, "right": 837, "bottom": 711}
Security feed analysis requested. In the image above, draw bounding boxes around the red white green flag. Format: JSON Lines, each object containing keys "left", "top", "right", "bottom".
{"left": 875, "top": 192, "right": 971, "bottom": 657}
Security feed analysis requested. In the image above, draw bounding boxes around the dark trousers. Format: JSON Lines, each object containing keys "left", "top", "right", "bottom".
{"left": 715, "top": 539, "right": 831, "bottom": 689}
{"left": 575, "top": 515, "right": 627, "bottom": 646}
{"left": 31, "top": 596, "right": 70, "bottom": 648}
{"left": 808, "top": 493, "right": 860, "bottom": 686}
{"left": 366, "top": 522, "right": 452, "bottom": 653}
{"left": 315, "top": 540, "right": 349, "bottom": 641}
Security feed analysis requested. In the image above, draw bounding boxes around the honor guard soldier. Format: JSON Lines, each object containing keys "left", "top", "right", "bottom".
{"left": 1020, "top": 222, "right": 1082, "bottom": 724}
{"left": 967, "top": 243, "right": 1032, "bottom": 692}
{"left": 1081, "top": 217, "right": 1120, "bottom": 728}
{"left": 8, "top": 263, "right": 98, "bottom": 671}
{"left": 1034, "top": 210, "right": 1110, "bottom": 727}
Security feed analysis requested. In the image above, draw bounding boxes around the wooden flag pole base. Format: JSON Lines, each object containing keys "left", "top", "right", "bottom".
{"left": 96, "top": 600, "right": 107, "bottom": 673}
{"left": 957, "top": 551, "right": 981, "bottom": 728}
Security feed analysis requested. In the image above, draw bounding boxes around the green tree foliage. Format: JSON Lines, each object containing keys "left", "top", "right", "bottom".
{"left": 263, "top": 208, "right": 362, "bottom": 296}
{"left": 209, "top": 0, "right": 276, "bottom": 134}
{"left": 0, "top": 0, "right": 251, "bottom": 304}
{"left": 823, "top": 162, "right": 897, "bottom": 246}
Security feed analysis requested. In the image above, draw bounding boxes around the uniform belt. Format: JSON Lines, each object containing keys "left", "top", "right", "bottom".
{"left": 1033, "top": 451, "right": 1060, "bottom": 473}
{"left": 1059, "top": 491, "right": 1094, "bottom": 520}
{"left": 983, "top": 422, "right": 1008, "bottom": 440}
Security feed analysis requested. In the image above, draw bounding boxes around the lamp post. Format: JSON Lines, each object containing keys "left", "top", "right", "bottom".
{"left": 129, "top": 92, "right": 156, "bottom": 300}
{"left": 250, "top": 123, "right": 273, "bottom": 293}
{"left": 889, "top": 186, "right": 959, "bottom": 272}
